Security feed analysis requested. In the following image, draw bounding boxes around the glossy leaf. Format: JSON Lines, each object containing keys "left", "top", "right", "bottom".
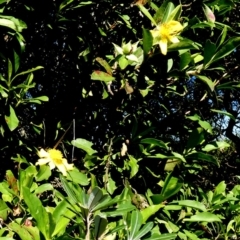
{"left": 202, "top": 141, "right": 230, "bottom": 152}
{"left": 71, "top": 138, "right": 97, "bottom": 155}
{"left": 180, "top": 52, "right": 191, "bottom": 70}
{"left": 144, "top": 233, "right": 177, "bottom": 240}
{"left": 94, "top": 215, "right": 107, "bottom": 239}
{"left": 143, "top": 28, "right": 153, "bottom": 55}
{"left": 91, "top": 70, "right": 115, "bottom": 82}
{"left": 204, "top": 40, "right": 216, "bottom": 66}
{"left": 161, "top": 2, "right": 174, "bottom": 23}
{"left": 5, "top": 105, "right": 19, "bottom": 131}
{"left": 95, "top": 57, "right": 112, "bottom": 75}
{"left": 140, "top": 138, "right": 168, "bottom": 150}
{"left": 210, "top": 109, "right": 236, "bottom": 120}
{"left": 8, "top": 222, "right": 35, "bottom": 240}
{"left": 133, "top": 222, "right": 153, "bottom": 240}
{"left": 151, "top": 174, "right": 183, "bottom": 203}
{"left": 128, "top": 155, "right": 139, "bottom": 178}
{"left": 196, "top": 75, "right": 215, "bottom": 91}
{"left": 23, "top": 187, "right": 53, "bottom": 239}
{"left": 141, "top": 204, "right": 164, "bottom": 223}
{"left": 173, "top": 200, "right": 206, "bottom": 211}
{"left": 0, "top": 199, "right": 9, "bottom": 220}
{"left": 129, "top": 210, "right": 142, "bottom": 239}
{"left": 184, "top": 212, "right": 222, "bottom": 222}
{"left": 186, "top": 127, "right": 205, "bottom": 151}
{"left": 186, "top": 152, "right": 219, "bottom": 166}
{"left": 137, "top": 4, "right": 156, "bottom": 26}
{"left": 209, "top": 37, "right": 240, "bottom": 66}
{"left": 153, "top": 0, "right": 171, "bottom": 23}
{"left": 66, "top": 168, "right": 89, "bottom": 186}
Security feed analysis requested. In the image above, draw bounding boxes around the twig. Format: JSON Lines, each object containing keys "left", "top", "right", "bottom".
{"left": 53, "top": 122, "right": 73, "bottom": 149}
{"left": 104, "top": 137, "right": 114, "bottom": 190}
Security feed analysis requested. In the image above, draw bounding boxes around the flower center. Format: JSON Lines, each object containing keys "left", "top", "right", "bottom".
{"left": 159, "top": 21, "right": 183, "bottom": 39}
{"left": 48, "top": 149, "right": 63, "bottom": 164}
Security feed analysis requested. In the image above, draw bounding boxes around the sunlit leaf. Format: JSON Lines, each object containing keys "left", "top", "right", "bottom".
{"left": 91, "top": 71, "right": 115, "bottom": 82}
{"left": 5, "top": 105, "right": 19, "bottom": 131}
{"left": 72, "top": 138, "right": 97, "bottom": 155}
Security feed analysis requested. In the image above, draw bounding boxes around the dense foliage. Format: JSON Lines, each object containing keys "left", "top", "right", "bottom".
{"left": 0, "top": 0, "right": 240, "bottom": 239}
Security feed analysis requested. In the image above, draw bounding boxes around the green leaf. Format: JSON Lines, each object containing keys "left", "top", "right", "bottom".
{"left": 204, "top": 40, "right": 216, "bottom": 66}
{"left": 143, "top": 28, "right": 153, "bottom": 55}
{"left": 167, "top": 5, "right": 182, "bottom": 22}
{"left": 105, "top": 202, "right": 136, "bottom": 217}
{"left": 106, "top": 178, "right": 117, "bottom": 195}
{"left": 216, "top": 25, "right": 228, "bottom": 48}
{"left": 184, "top": 212, "right": 222, "bottom": 222}
{"left": 162, "top": 2, "right": 174, "bottom": 23}
{"left": 144, "top": 233, "right": 177, "bottom": 240}
{"left": 168, "top": 40, "right": 199, "bottom": 51}
{"left": 202, "top": 141, "right": 230, "bottom": 152}
{"left": 129, "top": 210, "right": 142, "bottom": 239}
{"left": 164, "top": 159, "right": 180, "bottom": 172}
{"left": 118, "top": 56, "right": 129, "bottom": 70}
{"left": 128, "top": 155, "right": 139, "bottom": 178}
{"left": 153, "top": 0, "right": 171, "bottom": 23}
{"left": 140, "top": 138, "right": 168, "bottom": 150}
{"left": 198, "top": 120, "right": 212, "bottom": 134}
{"left": 133, "top": 222, "right": 153, "bottom": 240}
{"left": 180, "top": 52, "right": 191, "bottom": 70}
{"left": 52, "top": 203, "right": 76, "bottom": 237}
{"left": 88, "top": 187, "right": 106, "bottom": 211}
{"left": 137, "top": 4, "right": 156, "bottom": 25}
{"left": 71, "top": 138, "right": 97, "bottom": 155}
{"left": 186, "top": 127, "right": 205, "bottom": 151}
{"left": 151, "top": 174, "right": 183, "bottom": 203}
{"left": 32, "top": 96, "right": 49, "bottom": 102}
{"left": 210, "top": 109, "right": 236, "bottom": 120}
{"left": 186, "top": 152, "right": 219, "bottom": 166}
{"left": 7, "top": 59, "right": 12, "bottom": 82}
{"left": 5, "top": 105, "right": 19, "bottom": 131}
{"left": 36, "top": 165, "right": 51, "bottom": 181}
{"left": 66, "top": 168, "right": 89, "bottom": 186}
{"left": 209, "top": 37, "right": 240, "bottom": 66}
{"left": 60, "top": 175, "right": 79, "bottom": 204}
{"left": 0, "top": 17, "right": 26, "bottom": 32}
{"left": 8, "top": 222, "right": 34, "bottom": 240}
{"left": 0, "top": 199, "right": 9, "bottom": 220}
{"left": 23, "top": 187, "right": 52, "bottom": 239}
{"left": 34, "top": 183, "right": 53, "bottom": 194}
{"left": 11, "top": 66, "right": 44, "bottom": 82}
{"left": 173, "top": 200, "right": 206, "bottom": 211}
{"left": 95, "top": 57, "right": 112, "bottom": 75}
{"left": 213, "top": 181, "right": 226, "bottom": 196}
{"left": 22, "top": 226, "right": 40, "bottom": 240}
{"left": 141, "top": 204, "right": 164, "bottom": 223}
{"left": 196, "top": 75, "right": 215, "bottom": 91}
{"left": 13, "top": 50, "right": 20, "bottom": 73}
{"left": 94, "top": 215, "right": 107, "bottom": 239}
{"left": 91, "top": 70, "right": 115, "bottom": 82}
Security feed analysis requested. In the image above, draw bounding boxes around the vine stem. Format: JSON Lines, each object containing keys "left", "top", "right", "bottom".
{"left": 85, "top": 213, "right": 93, "bottom": 240}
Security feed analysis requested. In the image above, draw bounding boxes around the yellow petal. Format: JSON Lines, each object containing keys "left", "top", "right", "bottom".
{"left": 167, "top": 21, "right": 183, "bottom": 34}
{"left": 169, "top": 36, "right": 179, "bottom": 44}
{"left": 159, "top": 39, "right": 168, "bottom": 55}
{"left": 62, "top": 159, "right": 74, "bottom": 170}
{"left": 36, "top": 158, "right": 50, "bottom": 165}
{"left": 56, "top": 164, "right": 67, "bottom": 176}
{"left": 49, "top": 161, "right": 56, "bottom": 170}
{"left": 38, "top": 149, "right": 49, "bottom": 158}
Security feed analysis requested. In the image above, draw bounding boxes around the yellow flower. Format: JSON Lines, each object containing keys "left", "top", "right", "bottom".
{"left": 151, "top": 20, "right": 183, "bottom": 55}
{"left": 36, "top": 148, "right": 74, "bottom": 176}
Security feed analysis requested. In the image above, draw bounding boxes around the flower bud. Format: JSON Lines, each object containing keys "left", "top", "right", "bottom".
{"left": 203, "top": 4, "right": 215, "bottom": 23}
